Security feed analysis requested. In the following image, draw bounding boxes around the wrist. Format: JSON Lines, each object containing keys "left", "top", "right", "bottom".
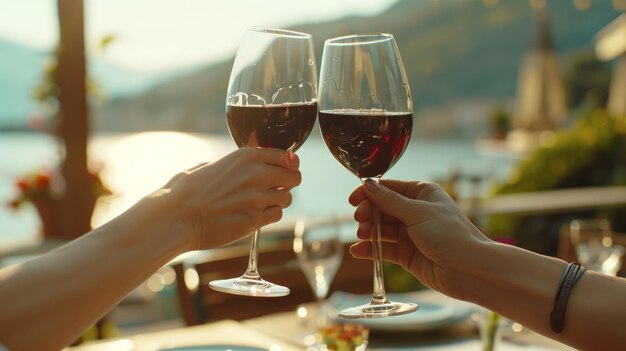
{"left": 458, "top": 239, "right": 566, "bottom": 315}
{"left": 100, "top": 190, "right": 194, "bottom": 259}
{"left": 446, "top": 239, "right": 498, "bottom": 302}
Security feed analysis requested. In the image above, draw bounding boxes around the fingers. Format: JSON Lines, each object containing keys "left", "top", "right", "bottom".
{"left": 238, "top": 148, "right": 302, "bottom": 189}
{"left": 349, "top": 180, "right": 447, "bottom": 206}
{"left": 348, "top": 185, "right": 366, "bottom": 207}
{"left": 348, "top": 180, "right": 418, "bottom": 207}
{"left": 267, "top": 188, "right": 292, "bottom": 209}
{"left": 356, "top": 222, "right": 401, "bottom": 242}
{"left": 349, "top": 180, "right": 413, "bottom": 204}
{"left": 259, "top": 206, "right": 283, "bottom": 227}
{"left": 360, "top": 179, "right": 413, "bottom": 223}
{"left": 353, "top": 199, "right": 400, "bottom": 224}
{"left": 263, "top": 167, "right": 302, "bottom": 190}
{"left": 349, "top": 241, "right": 402, "bottom": 266}
{"left": 353, "top": 197, "right": 372, "bottom": 222}
{"left": 245, "top": 189, "right": 291, "bottom": 230}
{"left": 244, "top": 147, "right": 300, "bottom": 170}
{"left": 360, "top": 179, "right": 455, "bottom": 226}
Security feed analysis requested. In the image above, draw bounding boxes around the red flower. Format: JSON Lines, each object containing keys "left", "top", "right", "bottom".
{"left": 34, "top": 174, "right": 51, "bottom": 189}
{"left": 7, "top": 169, "right": 112, "bottom": 211}
{"left": 8, "top": 199, "right": 20, "bottom": 210}
{"left": 16, "top": 179, "right": 29, "bottom": 191}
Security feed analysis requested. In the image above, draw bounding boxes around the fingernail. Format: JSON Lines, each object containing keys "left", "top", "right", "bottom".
{"left": 364, "top": 178, "right": 381, "bottom": 193}
{"left": 287, "top": 152, "right": 298, "bottom": 167}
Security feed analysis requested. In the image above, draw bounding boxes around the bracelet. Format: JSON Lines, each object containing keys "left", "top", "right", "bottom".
{"left": 549, "top": 262, "right": 585, "bottom": 333}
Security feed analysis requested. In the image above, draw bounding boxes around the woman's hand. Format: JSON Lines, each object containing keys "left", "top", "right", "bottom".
{"left": 0, "top": 147, "right": 301, "bottom": 351}
{"left": 348, "top": 179, "right": 490, "bottom": 300}
{"left": 148, "top": 147, "right": 301, "bottom": 251}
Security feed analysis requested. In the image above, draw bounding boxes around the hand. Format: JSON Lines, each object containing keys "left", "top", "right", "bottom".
{"left": 148, "top": 147, "right": 301, "bottom": 251}
{"left": 348, "top": 179, "right": 490, "bottom": 299}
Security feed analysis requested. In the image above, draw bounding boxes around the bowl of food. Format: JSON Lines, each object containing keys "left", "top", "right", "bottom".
{"left": 318, "top": 323, "right": 369, "bottom": 351}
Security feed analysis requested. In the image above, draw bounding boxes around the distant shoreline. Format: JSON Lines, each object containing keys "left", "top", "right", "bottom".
{"left": 0, "top": 126, "right": 41, "bottom": 133}
{"left": 0, "top": 127, "right": 232, "bottom": 135}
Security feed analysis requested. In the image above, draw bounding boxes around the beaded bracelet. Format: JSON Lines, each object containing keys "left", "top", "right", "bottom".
{"left": 549, "top": 262, "right": 585, "bottom": 333}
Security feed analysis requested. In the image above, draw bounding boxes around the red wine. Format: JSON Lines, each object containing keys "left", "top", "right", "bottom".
{"left": 319, "top": 110, "right": 412, "bottom": 178}
{"left": 226, "top": 103, "right": 317, "bottom": 151}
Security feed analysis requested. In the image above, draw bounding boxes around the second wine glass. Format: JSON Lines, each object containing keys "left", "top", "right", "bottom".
{"left": 318, "top": 33, "right": 418, "bottom": 318}
{"left": 209, "top": 27, "right": 318, "bottom": 297}
{"left": 293, "top": 217, "right": 343, "bottom": 302}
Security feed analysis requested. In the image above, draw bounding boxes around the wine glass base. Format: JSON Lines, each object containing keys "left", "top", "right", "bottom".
{"left": 339, "top": 301, "right": 418, "bottom": 319}
{"left": 209, "top": 276, "right": 290, "bottom": 297}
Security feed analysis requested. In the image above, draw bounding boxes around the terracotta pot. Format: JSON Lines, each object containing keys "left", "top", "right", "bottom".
{"left": 32, "top": 198, "right": 63, "bottom": 239}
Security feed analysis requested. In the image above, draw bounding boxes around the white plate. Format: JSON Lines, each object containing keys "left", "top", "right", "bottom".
{"left": 159, "top": 346, "right": 267, "bottom": 351}
{"left": 328, "top": 291, "right": 473, "bottom": 332}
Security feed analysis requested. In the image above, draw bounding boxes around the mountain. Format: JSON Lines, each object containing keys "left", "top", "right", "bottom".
{"left": 3, "top": 0, "right": 621, "bottom": 134}
{"left": 0, "top": 37, "right": 168, "bottom": 129}
{"left": 93, "top": 0, "right": 622, "bottom": 135}
{"left": 0, "top": 39, "right": 46, "bottom": 128}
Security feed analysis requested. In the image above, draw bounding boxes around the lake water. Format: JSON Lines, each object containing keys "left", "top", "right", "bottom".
{"left": 0, "top": 132, "right": 517, "bottom": 248}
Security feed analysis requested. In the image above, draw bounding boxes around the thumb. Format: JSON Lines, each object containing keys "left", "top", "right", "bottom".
{"left": 363, "top": 178, "right": 412, "bottom": 223}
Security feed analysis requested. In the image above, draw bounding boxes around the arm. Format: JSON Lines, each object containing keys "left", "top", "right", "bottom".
{"left": 348, "top": 179, "right": 626, "bottom": 350}
{"left": 0, "top": 147, "right": 301, "bottom": 351}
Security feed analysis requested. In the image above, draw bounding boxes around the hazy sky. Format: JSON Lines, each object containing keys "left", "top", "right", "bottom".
{"left": 0, "top": 0, "right": 400, "bottom": 72}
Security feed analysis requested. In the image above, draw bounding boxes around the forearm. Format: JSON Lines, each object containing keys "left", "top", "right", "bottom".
{"left": 0, "top": 197, "right": 189, "bottom": 350}
{"left": 460, "top": 241, "right": 626, "bottom": 350}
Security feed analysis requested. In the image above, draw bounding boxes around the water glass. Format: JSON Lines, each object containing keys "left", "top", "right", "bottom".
{"left": 570, "top": 219, "right": 624, "bottom": 276}
{"left": 293, "top": 217, "right": 343, "bottom": 303}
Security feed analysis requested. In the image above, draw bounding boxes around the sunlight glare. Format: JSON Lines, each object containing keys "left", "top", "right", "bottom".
{"left": 96, "top": 339, "right": 134, "bottom": 351}
{"left": 297, "top": 306, "right": 308, "bottom": 318}
{"left": 146, "top": 273, "right": 165, "bottom": 292}
{"left": 91, "top": 131, "right": 233, "bottom": 227}
{"left": 184, "top": 268, "right": 200, "bottom": 291}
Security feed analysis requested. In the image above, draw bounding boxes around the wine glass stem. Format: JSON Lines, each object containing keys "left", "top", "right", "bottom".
{"left": 371, "top": 189, "right": 390, "bottom": 305}
{"left": 243, "top": 229, "right": 261, "bottom": 279}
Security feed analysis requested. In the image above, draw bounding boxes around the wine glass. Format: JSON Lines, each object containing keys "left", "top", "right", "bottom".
{"left": 318, "top": 33, "right": 418, "bottom": 318}
{"left": 293, "top": 217, "right": 343, "bottom": 308}
{"left": 571, "top": 219, "right": 624, "bottom": 276}
{"left": 209, "top": 27, "right": 318, "bottom": 297}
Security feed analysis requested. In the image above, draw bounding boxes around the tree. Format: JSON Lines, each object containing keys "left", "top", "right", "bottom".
{"left": 56, "top": 0, "right": 93, "bottom": 239}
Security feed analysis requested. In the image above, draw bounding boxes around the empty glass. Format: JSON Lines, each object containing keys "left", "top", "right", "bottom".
{"left": 570, "top": 219, "right": 624, "bottom": 276}
{"left": 294, "top": 217, "right": 347, "bottom": 350}
{"left": 294, "top": 217, "right": 343, "bottom": 304}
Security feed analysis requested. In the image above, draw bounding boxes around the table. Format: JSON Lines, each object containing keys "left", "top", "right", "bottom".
{"left": 244, "top": 290, "right": 574, "bottom": 351}
{"left": 66, "top": 319, "right": 301, "bottom": 351}
{"left": 67, "top": 290, "right": 575, "bottom": 351}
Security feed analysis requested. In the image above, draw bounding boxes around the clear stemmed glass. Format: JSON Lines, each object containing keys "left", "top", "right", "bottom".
{"left": 293, "top": 217, "right": 343, "bottom": 311}
{"left": 318, "top": 33, "right": 418, "bottom": 318}
{"left": 209, "top": 27, "right": 318, "bottom": 297}
{"left": 571, "top": 219, "right": 624, "bottom": 276}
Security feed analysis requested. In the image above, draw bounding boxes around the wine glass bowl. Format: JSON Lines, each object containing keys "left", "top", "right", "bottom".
{"left": 209, "top": 27, "right": 317, "bottom": 297}
{"left": 318, "top": 110, "right": 412, "bottom": 179}
{"left": 318, "top": 33, "right": 418, "bottom": 318}
{"left": 293, "top": 218, "right": 343, "bottom": 301}
{"left": 570, "top": 219, "right": 624, "bottom": 276}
